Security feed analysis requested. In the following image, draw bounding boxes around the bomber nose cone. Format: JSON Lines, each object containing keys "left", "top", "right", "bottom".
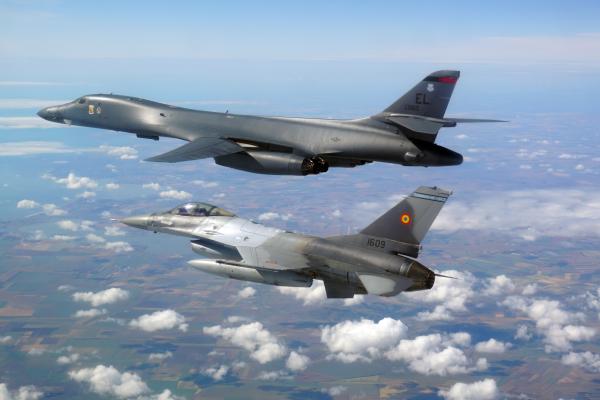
{"left": 37, "top": 106, "right": 60, "bottom": 121}
{"left": 120, "top": 215, "right": 150, "bottom": 229}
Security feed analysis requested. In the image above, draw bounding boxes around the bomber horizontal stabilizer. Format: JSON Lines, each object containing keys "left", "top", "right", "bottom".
{"left": 445, "top": 118, "right": 507, "bottom": 123}
{"left": 145, "top": 138, "right": 243, "bottom": 163}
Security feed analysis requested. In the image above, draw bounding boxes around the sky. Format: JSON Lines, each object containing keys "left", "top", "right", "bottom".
{"left": 1, "top": 2, "right": 600, "bottom": 400}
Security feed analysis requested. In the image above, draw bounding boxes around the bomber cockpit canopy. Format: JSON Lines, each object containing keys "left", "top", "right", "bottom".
{"left": 168, "top": 202, "right": 235, "bottom": 217}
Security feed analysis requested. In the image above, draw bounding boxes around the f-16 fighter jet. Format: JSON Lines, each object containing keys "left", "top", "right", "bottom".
{"left": 38, "top": 71, "right": 502, "bottom": 176}
{"left": 120, "top": 186, "right": 451, "bottom": 298}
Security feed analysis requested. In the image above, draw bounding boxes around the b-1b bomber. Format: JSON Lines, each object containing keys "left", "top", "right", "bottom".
{"left": 120, "top": 186, "right": 452, "bottom": 298}
{"left": 38, "top": 70, "right": 502, "bottom": 176}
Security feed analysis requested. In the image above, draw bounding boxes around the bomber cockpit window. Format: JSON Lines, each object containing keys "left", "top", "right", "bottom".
{"left": 78, "top": 98, "right": 86, "bottom": 104}
{"left": 168, "top": 202, "right": 235, "bottom": 217}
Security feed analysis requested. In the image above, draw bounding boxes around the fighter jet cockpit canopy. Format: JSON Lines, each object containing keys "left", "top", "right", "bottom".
{"left": 168, "top": 202, "right": 236, "bottom": 218}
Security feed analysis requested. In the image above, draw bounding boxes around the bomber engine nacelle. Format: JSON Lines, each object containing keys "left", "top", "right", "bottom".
{"left": 188, "top": 259, "right": 313, "bottom": 287}
{"left": 215, "top": 151, "right": 328, "bottom": 175}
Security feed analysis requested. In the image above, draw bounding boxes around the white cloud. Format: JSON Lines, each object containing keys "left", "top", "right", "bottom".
{"left": 0, "top": 336, "right": 12, "bottom": 344}
{"left": 432, "top": 189, "right": 600, "bottom": 240}
{"left": 130, "top": 310, "right": 188, "bottom": 332}
{"left": 86, "top": 233, "right": 106, "bottom": 243}
{"left": 77, "top": 191, "right": 96, "bottom": 199}
{"left": 159, "top": 190, "right": 192, "bottom": 201}
{"left": 0, "top": 141, "right": 85, "bottom": 156}
{"left": 0, "top": 99, "right": 69, "bottom": 109}
{"left": 17, "top": 199, "right": 39, "bottom": 209}
{"left": 203, "top": 321, "right": 286, "bottom": 364}
{"left": 142, "top": 182, "right": 161, "bottom": 190}
{"left": 238, "top": 287, "right": 256, "bottom": 299}
{"left": 0, "top": 383, "right": 43, "bottom": 400}
{"left": 52, "top": 234, "right": 76, "bottom": 241}
{"left": 439, "top": 378, "right": 499, "bottom": 400}
{"left": 258, "top": 212, "right": 292, "bottom": 221}
{"left": 474, "top": 339, "right": 511, "bottom": 354}
{"left": 73, "top": 288, "right": 130, "bottom": 307}
{"left": 277, "top": 281, "right": 326, "bottom": 306}
{"left": 503, "top": 296, "right": 595, "bottom": 352}
{"left": 561, "top": 351, "right": 600, "bottom": 372}
{"left": 74, "top": 308, "right": 107, "bottom": 318}
{"left": 410, "top": 270, "right": 475, "bottom": 321}
{"left": 57, "top": 220, "right": 94, "bottom": 232}
{"left": 106, "top": 182, "right": 120, "bottom": 190}
{"left": 0, "top": 117, "right": 60, "bottom": 129}
{"left": 44, "top": 172, "right": 98, "bottom": 190}
{"left": 331, "top": 209, "right": 342, "bottom": 218}
{"left": 321, "top": 386, "right": 347, "bottom": 396}
{"left": 515, "top": 325, "right": 532, "bottom": 341}
{"left": 286, "top": 351, "right": 310, "bottom": 371}
{"left": 203, "top": 365, "right": 229, "bottom": 381}
{"left": 42, "top": 203, "right": 67, "bottom": 216}
{"left": 483, "top": 275, "right": 516, "bottom": 296}
{"left": 385, "top": 333, "right": 487, "bottom": 376}
{"left": 256, "top": 370, "right": 289, "bottom": 380}
{"left": 100, "top": 145, "right": 138, "bottom": 160}
{"left": 522, "top": 284, "right": 538, "bottom": 296}
{"left": 69, "top": 365, "right": 150, "bottom": 398}
{"left": 104, "top": 226, "right": 126, "bottom": 236}
{"left": 148, "top": 352, "right": 173, "bottom": 362}
{"left": 105, "top": 241, "right": 133, "bottom": 253}
{"left": 57, "top": 353, "right": 80, "bottom": 365}
{"left": 320, "top": 318, "right": 407, "bottom": 363}
{"left": 192, "top": 180, "right": 218, "bottom": 188}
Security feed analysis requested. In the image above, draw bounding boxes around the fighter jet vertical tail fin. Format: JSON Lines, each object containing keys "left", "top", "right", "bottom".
{"left": 382, "top": 70, "right": 460, "bottom": 119}
{"left": 360, "top": 186, "right": 451, "bottom": 246}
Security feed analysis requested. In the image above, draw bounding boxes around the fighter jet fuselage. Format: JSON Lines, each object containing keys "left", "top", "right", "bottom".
{"left": 121, "top": 186, "right": 451, "bottom": 298}
{"left": 38, "top": 71, "right": 503, "bottom": 176}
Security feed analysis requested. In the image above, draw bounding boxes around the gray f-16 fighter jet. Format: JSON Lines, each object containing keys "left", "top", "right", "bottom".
{"left": 38, "top": 71, "right": 502, "bottom": 176}
{"left": 120, "top": 186, "right": 451, "bottom": 298}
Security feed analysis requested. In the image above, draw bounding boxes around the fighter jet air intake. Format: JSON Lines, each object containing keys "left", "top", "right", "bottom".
{"left": 38, "top": 70, "right": 503, "bottom": 176}
{"left": 120, "top": 186, "right": 452, "bottom": 299}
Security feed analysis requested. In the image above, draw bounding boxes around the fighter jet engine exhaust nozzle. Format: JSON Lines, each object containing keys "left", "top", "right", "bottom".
{"left": 403, "top": 260, "right": 436, "bottom": 291}
{"left": 215, "top": 151, "right": 329, "bottom": 175}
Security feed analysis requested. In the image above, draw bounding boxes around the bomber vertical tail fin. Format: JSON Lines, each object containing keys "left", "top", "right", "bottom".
{"left": 381, "top": 70, "right": 460, "bottom": 119}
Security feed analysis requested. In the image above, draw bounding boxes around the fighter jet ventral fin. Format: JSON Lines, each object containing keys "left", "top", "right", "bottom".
{"left": 145, "top": 137, "right": 243, "bottom": 163}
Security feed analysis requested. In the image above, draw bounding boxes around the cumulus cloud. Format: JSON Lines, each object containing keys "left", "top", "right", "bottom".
{"left": 192, "top": 180, "right": 218, "bottom": 188}
{"left": 409, "top": 270, "right": 475, "bottom": 321}
{"left": 286, "top": 351, "right": 310, "bottom": 371}
{"left": 104, "top": 241, "right": 133, "bottom": 253}
{"left": 277, "top": 281, "right": 326, "bottom": 306}
{"left": 561, "top": 351, "right": 600, "bottom": 372}
{"left": 86, "top": 233, "right": 106, "bottom": 243}
{"left": 42, "top": 203, "right": 67, "bottom": 216}
{"left": 321, "top": 318, "right": 407, "bottom": 363}
{"left": 320, "top": 318, "right": 486, "bottom": 376}
{"left": 0, "top": 383, "right": 43, "bottom": 400}
{"left": 100, "top": 145, "right": 138, "bottom": 160}
{"left": 159, "top": 190, "right": 192, "bottom": 200}
{"left": 73, "top": 288, "right": 129, "bottom": 307}
{"left": 203, "top": 321, "right": 286, "bottom": 364}
{"left": 439, "top": 378, "right": 499, "bottom": 400}
{"left": 69, "top": 365, "right": 150, "bottom": 398}
{"left": 77, "top": 191, "right": 96, "bottom": 199}
{"left": 432, "top": 189, "right": 600, "bottom": 240}
{"left": 104, "top": 226, "right": 126, "bottom": 237}
{"left": 130, "top": 310, "right": 188, "bottom": 332}
{"left": 45, "top": 172, "right": 98, "bottom": 189}
{"left": 238, "top": 287, "right": 256, "bottom": 299}
{"left": 256, "top": 370, "right": 289, "bottom": 380}
{"left": 74, "top": 308, "right": 107, "bottom": 318}
{"left": 57, "top": 353, "right": 80, "bottom": 365}
{"left": 106, "top": 182, "right": 120, "bottom": 190}
{"left": 515, "top": 325, "right": 532, "bottom": 341}
{"left": 52, "top": 234, "right": 76, "bottom": 241}
{"left": 17, "top": 199, "right": 39, "bottom": 209}
{"left": 483, "top": 275, "right": 516, "bottom": 296}
{"left": 148, "top": 352, "right": 173, "bottom": 362}
{"left": 474, "top": 339, "right": 511, "bottom": 354}
{"left": 258, "top": 212, "right": 292, "bottom": 221}
{"left": 57, "top": 220, "right": 94, "bottom": 232}
{"left": 503, "top": 296, "right": 595, "bottom": 352}
{"left": 203, "top": 365, "right": 229, "bottom": 381}
{"left": 142, "top": 182, "right": 161, "bottom": 190}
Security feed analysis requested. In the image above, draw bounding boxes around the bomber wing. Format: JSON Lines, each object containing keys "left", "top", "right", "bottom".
{"left": 145, "top": 137, "right": 243, "bottom": 163}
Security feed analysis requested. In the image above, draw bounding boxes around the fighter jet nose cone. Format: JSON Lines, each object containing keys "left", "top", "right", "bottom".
{"left": 120, "top": 215, "right": 150, "bottom": 229}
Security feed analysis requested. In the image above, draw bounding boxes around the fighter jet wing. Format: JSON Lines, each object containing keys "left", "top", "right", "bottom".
{"left": 145, "top": 137, "right": 243, "bottom": 163}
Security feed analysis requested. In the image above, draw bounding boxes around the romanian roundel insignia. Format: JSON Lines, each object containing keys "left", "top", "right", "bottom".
{"left": 400, "top": 213, "right": 411, "bottom": 225}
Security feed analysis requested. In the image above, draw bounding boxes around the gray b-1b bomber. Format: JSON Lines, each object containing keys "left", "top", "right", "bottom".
{"left": 38, "top": 70, "right": 502, "bottom": 176}
{"left": 120, "top": 186, "right": 452, "bottom": 298}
